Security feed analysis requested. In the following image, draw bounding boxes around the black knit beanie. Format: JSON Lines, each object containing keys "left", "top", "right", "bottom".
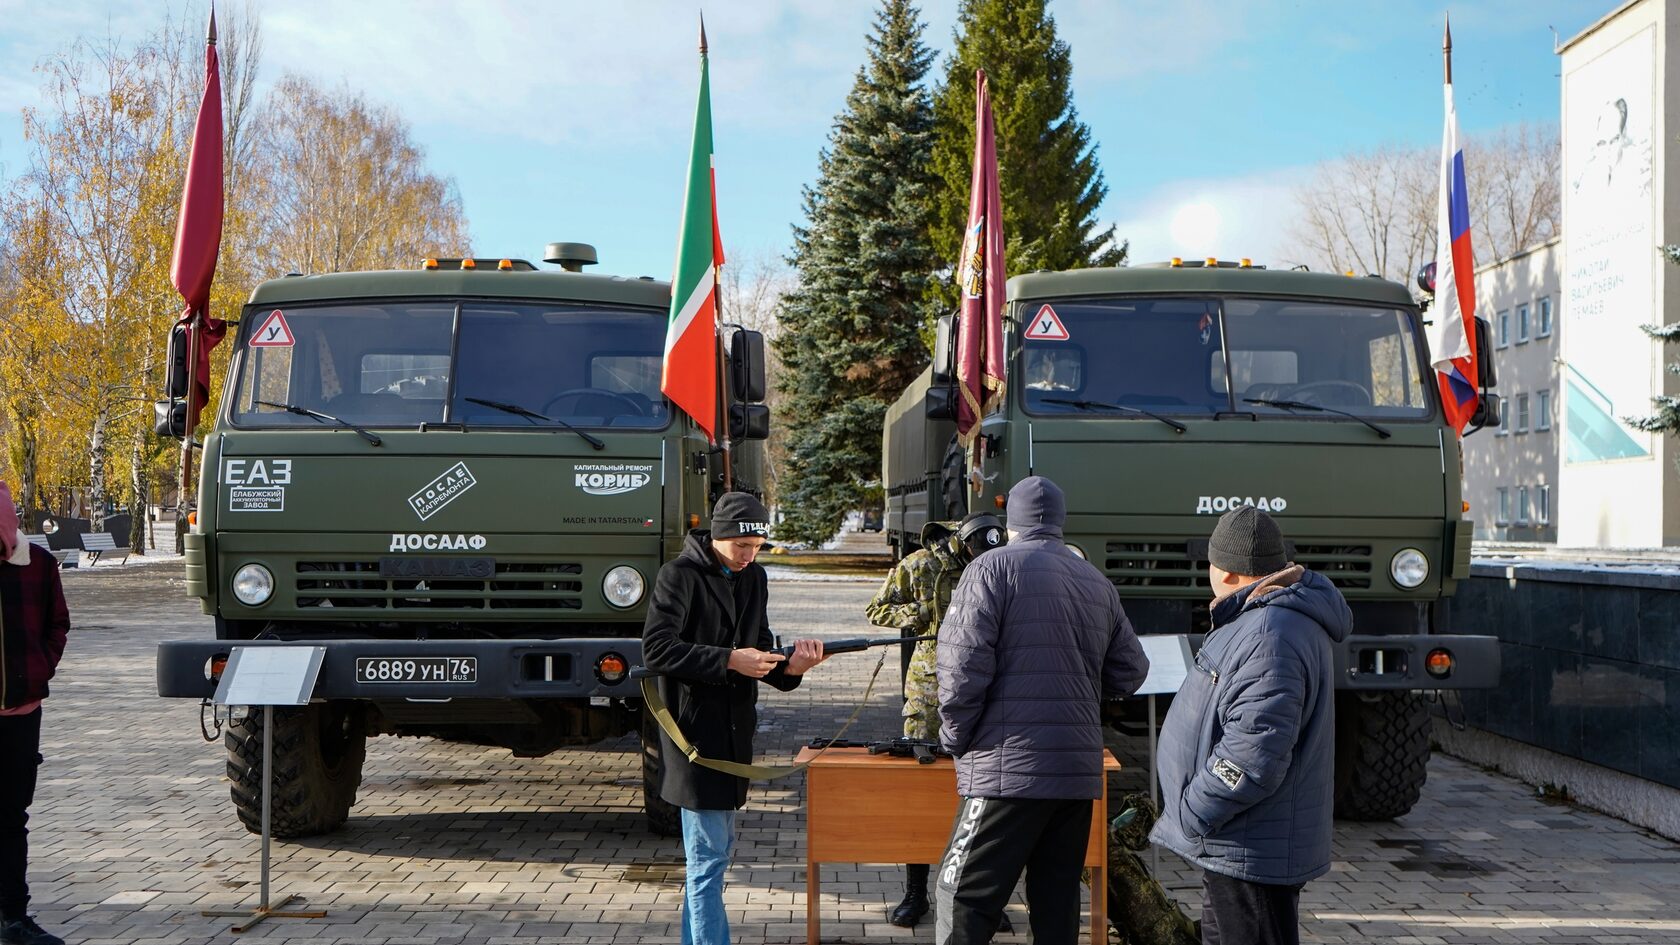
{"left": 711, "top": 492, "right": 771, "bottom": 539}
{"left": 1207, "top": 506, "right": 1287, "bottom": 576}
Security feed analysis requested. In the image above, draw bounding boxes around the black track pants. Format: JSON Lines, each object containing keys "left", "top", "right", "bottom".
{"left": 0, "top": 708, "right": 42, "bottom": 919}
{"left": 1201, "top": 869, "right": 1302, "bottom": 945}
{"left": 934, "top": 795, "right": 1092, "bottom": 945}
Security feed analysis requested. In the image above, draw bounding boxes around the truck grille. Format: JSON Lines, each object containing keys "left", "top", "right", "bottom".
{"left": 295, "top": 561, "right": 584, "bottom": 610}
{"left": 1102, "top": 541, "right": 1373, "bottom": 590}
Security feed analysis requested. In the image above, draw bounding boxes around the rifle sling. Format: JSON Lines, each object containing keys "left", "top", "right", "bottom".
{"left": 639, "top": 649, "right": 890, "bottom": 781}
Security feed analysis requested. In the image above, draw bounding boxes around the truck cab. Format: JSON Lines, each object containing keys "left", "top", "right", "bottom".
{"left": 156, "top": 250, "right": 767, "bottom": 837}
{"left": 885, "top": 260, "right": 1500, "bottom": 819}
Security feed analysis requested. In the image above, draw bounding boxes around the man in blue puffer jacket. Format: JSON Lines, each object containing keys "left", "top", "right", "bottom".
{"left": 935, "top": 476, "right": 1149, "bottom": 945}
{"left": 1151, "top": 506, "right": 1351, "bottom": 945}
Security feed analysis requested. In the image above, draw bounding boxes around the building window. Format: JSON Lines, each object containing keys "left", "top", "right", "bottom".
{"left": 1538, "top": 296, "right": 1553, "bottom": 338}
{"left": 1516, "top": 486, "right": 1530, "bottom": 525}
{"left": 1497, "top": 310, "right": 1510, "bottom": 348}
{"left": 1538, "top": 484, "right": 1551, "bottom": 524}
{"left": 1516, "top": 393, "right": 1530, "bottom": 434}
{"left": 1517, "top": 304, "right": 1530, "bottom": 343}
{"left": 1497, "top": 487, "right": 1510, "bottom": 525}
{"left": 1497, "top": 397, "right": 1510, "bottom": 435}
{"left": 1537, "top": 389, "right": 1551, "bottom": 431}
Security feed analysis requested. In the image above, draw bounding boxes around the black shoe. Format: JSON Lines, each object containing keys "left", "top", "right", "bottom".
{"left": 995, "top": 912, "right": 1014, "bottom": 935}
{"left": 0, "top": 916, "right": 65, "bottom": 945}
{"left": 888, "top": 887, "right": 930, "bottom": 928}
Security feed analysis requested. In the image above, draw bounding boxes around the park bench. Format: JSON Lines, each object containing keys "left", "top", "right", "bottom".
{"left": 24, "top": 533, "right": 77, "bottom": 569}
{"left": 79, "top": 531, "right": 130, "bottom": 567}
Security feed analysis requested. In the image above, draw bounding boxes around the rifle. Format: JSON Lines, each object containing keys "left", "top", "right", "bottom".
{"left": 631, "top": 634, "right": 934, "bottom": 679}
{"left": 808, "top": 736, "right": 950, "bottom": 764}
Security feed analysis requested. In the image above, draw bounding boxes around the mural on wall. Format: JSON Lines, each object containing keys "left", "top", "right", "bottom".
{"left": 1563, "top": 24, "right": 1656, "bottom": 464}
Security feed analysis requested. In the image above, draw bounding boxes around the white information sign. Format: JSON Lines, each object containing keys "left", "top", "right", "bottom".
{"left": 1135, "top": 634, "right": 1193, "bottom": 696}
{"left": 214, "top": 646, "right": 326, "bottom": 707}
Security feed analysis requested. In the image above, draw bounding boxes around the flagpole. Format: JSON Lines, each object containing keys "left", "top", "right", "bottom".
{"left": 1443, "top": 13, "right": 1452, "bottom": 84}
{"left": 699, "top": 15, "right": 733, "bottom": 493}
{"left": 176, "top": 310, "right": 201, "bottom": 551}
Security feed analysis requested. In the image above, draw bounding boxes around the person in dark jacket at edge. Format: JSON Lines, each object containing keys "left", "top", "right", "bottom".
{"left": 934, "top": 476, "right": 1149, "bottom": 945}
{"left": 1150, "top": 505, "right": 1351, "bottom": 945}
{"left": 641, "top": 492, "right": 829, "bottom": 945}
{"left": 0, "top": 483, "right": 70, "bottom": 945}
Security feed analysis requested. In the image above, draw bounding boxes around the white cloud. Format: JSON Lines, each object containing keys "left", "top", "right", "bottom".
{"left": 1109, "top": 166, "right": 1318, "bottom": 269}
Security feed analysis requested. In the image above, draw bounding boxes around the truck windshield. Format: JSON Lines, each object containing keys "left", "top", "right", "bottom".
{"left": 230, "top": 301, "right": 671, "bottom": 429}
{"left": 1018, "top": 296, "right": 1432, "bottom": 421}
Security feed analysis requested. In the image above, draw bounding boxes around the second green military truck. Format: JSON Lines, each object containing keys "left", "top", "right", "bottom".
{"left": 884, "top": 260, "right": 1500, "bottom": 820}
{"left": 155, "top": 244, "right": 767, "bottom": 837}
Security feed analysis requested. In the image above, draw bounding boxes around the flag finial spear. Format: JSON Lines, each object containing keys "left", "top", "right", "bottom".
{"left": 1443, "top": 13, "right": 1452, "bottom": 85}
{"left": 698, "top": 12, "right": 708, "bottom": 55}
{"left": 207, "top": 4, "right": 218, "bottom": 46}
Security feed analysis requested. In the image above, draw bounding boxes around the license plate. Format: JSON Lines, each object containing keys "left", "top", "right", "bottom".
{"left": 354, "top": 656, "right": 477, "bottom": 684}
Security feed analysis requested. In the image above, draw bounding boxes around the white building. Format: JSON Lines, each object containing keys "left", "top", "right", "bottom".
{"left": 1463, "top": 239, "right": 1562, "bottom": 541}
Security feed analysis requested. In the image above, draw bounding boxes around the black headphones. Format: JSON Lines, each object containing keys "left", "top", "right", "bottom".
{"left": 956, "top": 513, "right": 1006, "bottom": 558}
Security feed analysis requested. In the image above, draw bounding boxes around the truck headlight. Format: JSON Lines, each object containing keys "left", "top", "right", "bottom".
{"left": 1389, "top": 548, "right": 1428, "bottom": 589}
{"left": 232, "top": 563, "right": 275, "bottom": 605}
{"left": 1066, "top": 543, "right": 1087, "bottom": 560}
{"left": 603, "top": 565, "right": 645, "bottom": 608}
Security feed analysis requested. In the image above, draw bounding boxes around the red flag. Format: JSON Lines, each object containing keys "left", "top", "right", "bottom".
{"left": 955, "top": 69, "right": 1006, "bottom": 448}
{"left": 171, "top": 9, "right": 225, "bottom": 432}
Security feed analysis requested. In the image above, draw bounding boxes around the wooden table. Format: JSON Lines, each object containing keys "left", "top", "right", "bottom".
{"left": 797, "top": 747, "right": 1119, "bottom": 945}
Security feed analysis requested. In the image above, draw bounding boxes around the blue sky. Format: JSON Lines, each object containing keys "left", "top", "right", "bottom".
{"left": 0, "top": 1, "right": 1609, "bottom": 281}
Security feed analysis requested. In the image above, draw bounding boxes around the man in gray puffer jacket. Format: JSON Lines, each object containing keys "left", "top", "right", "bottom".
{"left": 935, "top": 476, "right": 1149, "bottom": 945}
{"left": 1150, "top": 505, "right": 1352, "bottom": 945}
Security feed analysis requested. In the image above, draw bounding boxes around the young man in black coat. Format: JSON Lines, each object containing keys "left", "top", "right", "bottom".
{"left": 641, "top": 492, "right": 827, "bottom": 945}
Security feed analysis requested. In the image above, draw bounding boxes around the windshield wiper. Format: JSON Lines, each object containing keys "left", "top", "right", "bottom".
{"left": 464, "top": 397, "right": 606, "bottom": 450}
{"left": 257, "top": 401, "right": 382, "bottom": 446}
{"left": 1242, "top": 398, "right": 1391, "bottom": 439}
{"left": 1041, "top": 397, "right": 1187, "bottom": 433}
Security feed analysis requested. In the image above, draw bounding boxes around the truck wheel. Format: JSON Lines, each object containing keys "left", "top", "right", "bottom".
{"left": 226, "top": 703, "right": 366, "bottom": 838}
{"left": 1332, "top": 691, "right": 1430, "bottom": 821}
{"left": 940, "top": 439, "right": 967, "bottom": 519}
{"left": 640, "top": 708, "right": 682, "bottom": 837}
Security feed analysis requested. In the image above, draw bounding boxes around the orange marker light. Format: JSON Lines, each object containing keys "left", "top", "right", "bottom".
{"left": 1462, "top": 501, "right": 1471, "bottom": 513}
{"left": 422, "top": 258, "right": 439, "bottom": 270}
{"left": 994, "top": 495, "right": 1006, "bottom": 509}
{"left": 1425, "top": 648, "right": 1454, "bottom": 678}
{"left": 597, "top": 654, "right": 628, "bottom": 681}
{"left": 689, "top": 513, "right": 701, "bottom": 528}
{"left": 1170, "top": 257, "right": 1183, "bottom": 268}
{"left": 460, "top": 258, "right": 477, "bottom": 270}
{"left": 1205, "top": 257, "right": 1218, "bottom": 268}
{"left": 1240, "top": 258, "right": 1253, "bottom": 268}
{"left": 498, "top": 258, "right": 514, "bottom": 271}
{"left": 187, "top": 511, "right": 197, "bottom": 526}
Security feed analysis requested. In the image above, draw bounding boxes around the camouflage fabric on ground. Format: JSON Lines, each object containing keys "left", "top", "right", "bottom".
{"left": 1105, "top": 792, "right": 1200, "bottom": 945}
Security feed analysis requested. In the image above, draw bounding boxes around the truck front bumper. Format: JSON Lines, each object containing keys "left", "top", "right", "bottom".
{"left": 156, "top": 637, "right": 645, "bottom": 701}
{"left": 1334, "top": 633, "right": 1499, "bottom": 690}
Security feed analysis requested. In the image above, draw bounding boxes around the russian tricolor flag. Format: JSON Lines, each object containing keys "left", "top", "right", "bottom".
{"left": 1428, "top": 78, "right": 1480, "bottom": 435}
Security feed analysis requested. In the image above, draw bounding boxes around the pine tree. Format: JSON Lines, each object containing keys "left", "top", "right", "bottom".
{"left": 1629, "top": 244, "right": 1680, "bottom": 439}
{"left": 929, "top": 0, "right": 1123, "bottom": 311}
{"left": 774, "top": 0, "right": 939, "bottom": 546}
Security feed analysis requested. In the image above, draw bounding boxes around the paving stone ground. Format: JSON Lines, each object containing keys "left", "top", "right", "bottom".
{"left": 21, "top": 561, "right": 1680, "bottom": 943}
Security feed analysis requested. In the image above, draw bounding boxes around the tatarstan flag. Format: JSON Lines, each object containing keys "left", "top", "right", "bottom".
{"left": 662, "top": 20, "right": 724, "bottom": 443}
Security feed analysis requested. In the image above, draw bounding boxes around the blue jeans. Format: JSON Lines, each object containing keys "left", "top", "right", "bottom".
{"left": 680, "top": 808, "right": 736, "bottom": 945}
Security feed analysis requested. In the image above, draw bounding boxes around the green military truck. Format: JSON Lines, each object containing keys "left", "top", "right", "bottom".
{"left": 154, "top": 244, "right": 768, "bottom": 837}
{"left": 884, "top": 260, "right": 1500, "bottom": 819}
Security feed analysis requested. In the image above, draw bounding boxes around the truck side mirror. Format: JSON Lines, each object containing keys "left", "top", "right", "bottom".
{"left": 165, "top": 324, "right": 190, "bottom": 399}
{"left": 931, "top": 315, "right": 955, "bottom": 383}
{"left": 1473, "top": 316, "right": 1497, "bottom": 389}
{"left": 729, "top": 329, "right": 767, "bottom": 403}
{"left": 154, "top": 399, "right": 187, "bottom": 439}
{"left": 925, "top": 384, "right": 955, "bottom": 420}
{"left": 1468, "top": 392, "right": 1500, "bottom": 431}
{"left": 729, "top": 403, "right": 770, "bottom": 440}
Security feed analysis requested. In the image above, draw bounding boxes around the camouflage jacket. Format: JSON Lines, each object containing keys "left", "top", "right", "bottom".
{"left": 866, "top": 523, "right": 964, "bottom": 739}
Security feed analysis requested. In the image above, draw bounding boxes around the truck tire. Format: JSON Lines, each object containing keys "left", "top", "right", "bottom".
{"left": 1332, "top": 691, "right": 1430, "bottom": 821}
{"left": 226, "top": 703, "right": 366, "bottom": 838}
{"left": 640, "top": 709, "right": 682, "bottom": 837}
{"left": 941, "top": 439, "right": 968, "bottom": 520}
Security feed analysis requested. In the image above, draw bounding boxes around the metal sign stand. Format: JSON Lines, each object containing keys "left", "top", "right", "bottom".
{"left": 1135, "top": 635, "right": 1194, "bottom": 877}
{"left": 201, "top": 646, "right": 329, "bottom": 933}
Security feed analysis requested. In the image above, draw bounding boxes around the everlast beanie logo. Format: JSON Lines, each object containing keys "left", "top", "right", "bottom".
{"left": 734, "top": 521, "right": 770, "bottom": 535}
{"left": 572, "top": 463, "right": 655, "bottom": 496}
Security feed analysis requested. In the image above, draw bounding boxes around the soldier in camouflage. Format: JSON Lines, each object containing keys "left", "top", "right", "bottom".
{"left": 866, "top": 512, "right": 1006, "bottom": 929}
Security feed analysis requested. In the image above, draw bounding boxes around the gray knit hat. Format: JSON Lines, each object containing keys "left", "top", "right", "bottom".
{"left": 1207, "top": 506, "right": 1287, "bottom": 576}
